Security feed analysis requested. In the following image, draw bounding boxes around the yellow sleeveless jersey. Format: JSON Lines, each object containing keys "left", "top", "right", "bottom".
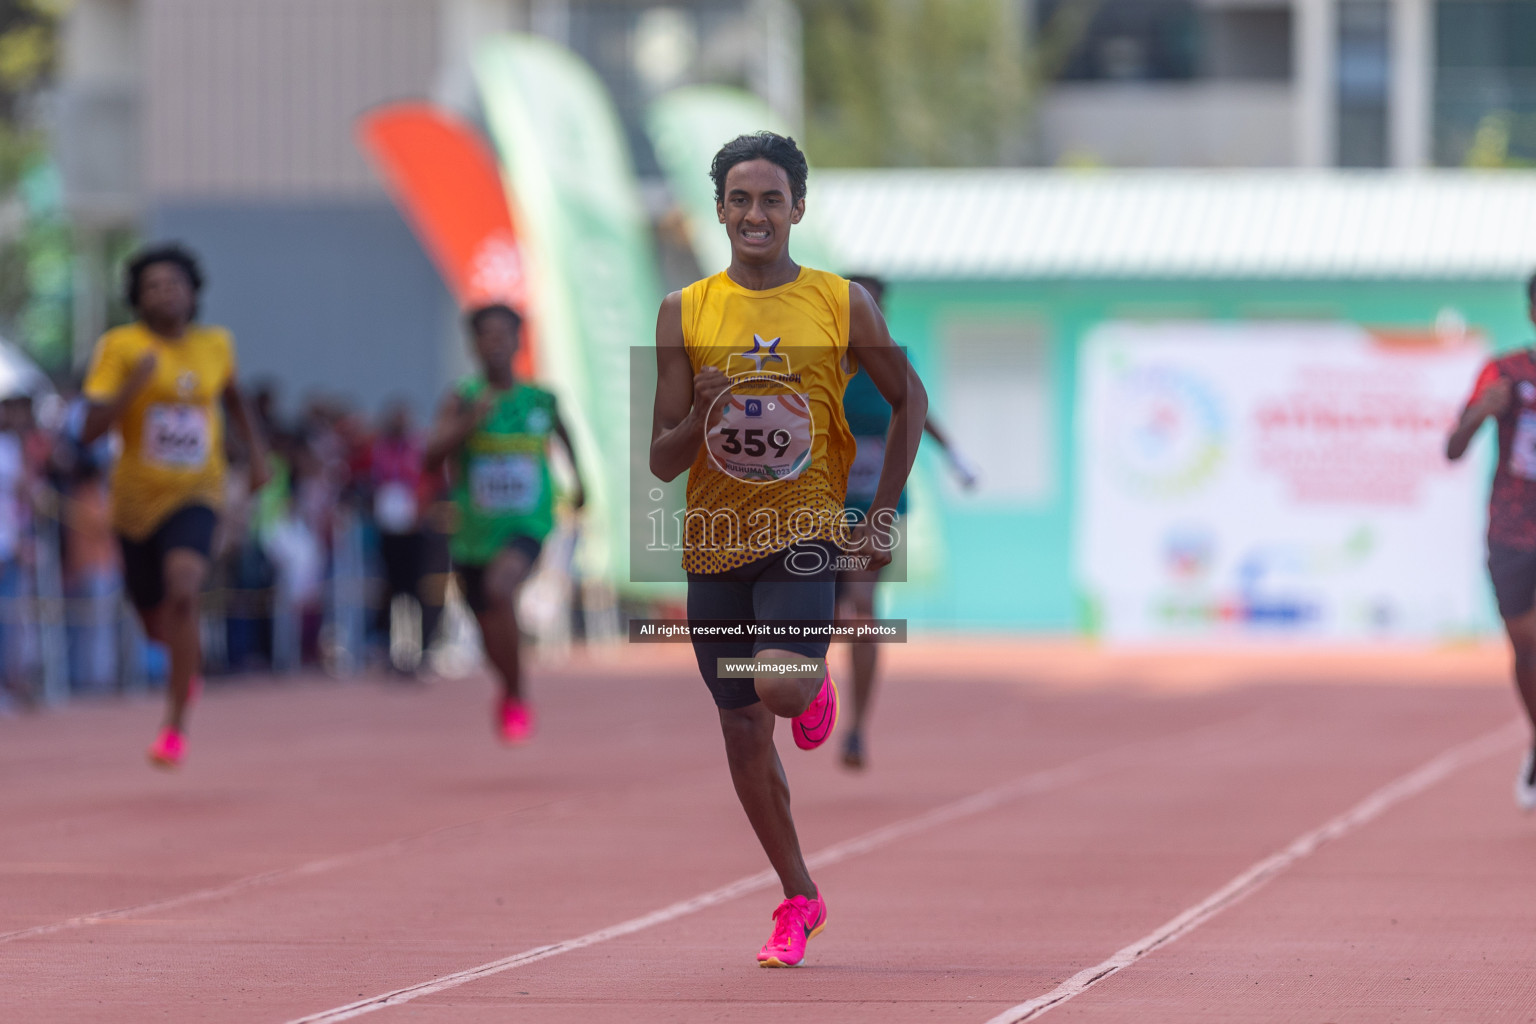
{"left": 82, "top": 322, "right": 236, "bottom": 540}
{"left": 681, "top": 266, "right": 854, "bottom": 574}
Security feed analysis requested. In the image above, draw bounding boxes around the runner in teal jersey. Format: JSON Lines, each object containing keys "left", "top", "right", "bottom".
{"left": 424, "top": 304, "right": 585, "bottom": 743}
{"left": 837, "top": 275, "right": 977, "bottom": 770}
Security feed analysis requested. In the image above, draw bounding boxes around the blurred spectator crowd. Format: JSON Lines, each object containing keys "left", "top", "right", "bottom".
{"left": 0, "top": 380, "right": 457, "bottom": 712}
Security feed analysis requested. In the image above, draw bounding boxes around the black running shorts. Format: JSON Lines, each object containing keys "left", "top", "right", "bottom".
{"left": 685, "top": 541, "right": 838, "bottom": 710}
{"left": 1488, "top": 543, "right": 1536, "bottom": 620}
{"left": 453, "top": 534, "right": 544, "bottom": 614}
{"left": 118, "top": 504, "right": 218, "bottom": 611}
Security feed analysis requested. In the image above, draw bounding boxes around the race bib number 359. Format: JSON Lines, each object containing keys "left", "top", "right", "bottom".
{"left": 145, "top": 404, "right": 211, "bottom": 469}
{"left": 469, "top": 454, "right": 540, "bottom": 513}
{"left": 706, "top": 385, "right": 814, "bottom": 484}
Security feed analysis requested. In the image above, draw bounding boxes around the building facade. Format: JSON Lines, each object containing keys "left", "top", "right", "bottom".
{"left": 815, "top": 169, "right": 1536, "bottom": 636}
{"left": 49, "top": 0, "right": 1536, "bottom": 413}
{"left": 52, "top": 0, "right": 791, "bottom": 415}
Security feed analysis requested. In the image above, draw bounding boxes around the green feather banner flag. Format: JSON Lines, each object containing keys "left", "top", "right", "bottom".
{"left": 475, "top": 35, "right": 665, "bottom": 595}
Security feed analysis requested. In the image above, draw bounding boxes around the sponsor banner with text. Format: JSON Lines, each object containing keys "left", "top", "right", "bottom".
{"left": 1075, "top": 321, "right": 1486, "bottom": 643}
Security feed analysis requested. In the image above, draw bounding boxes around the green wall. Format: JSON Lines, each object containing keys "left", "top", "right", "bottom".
{"left": 879, "top": 277, "right": 1530, "bottom": 633}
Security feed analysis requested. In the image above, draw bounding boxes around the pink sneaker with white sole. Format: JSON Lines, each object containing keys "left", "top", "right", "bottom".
{"left": 758, "top": 891, "right": 827, "bottom": 967}
{"left": 497, "top": 699, "right": 535, "bottom": 744}
{"left": 791, "top": 671, "right": 838, "bottom": 750}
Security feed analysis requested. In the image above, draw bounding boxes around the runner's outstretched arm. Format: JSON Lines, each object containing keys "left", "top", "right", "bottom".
{"left": 650, "top": 291, "right": 729, "bottom": 482}
{"left": 550, "top": 405, "right": 587, "bottom": 509}
{"left": 81, "top": 352, "right": 158, "bottom": 444}
{"left": 921, "top": 416, "right": 980, "bottom": 489}
{"left": 848, "top": 282, "right": 927, "bottom": 568}
{"left": 222, "top": 379, "right": 271, "bottom": 491}
{"left": 1448, "top": 376, "right": 1511, "bottom": 460}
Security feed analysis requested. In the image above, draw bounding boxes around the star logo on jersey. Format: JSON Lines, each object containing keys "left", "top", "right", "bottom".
{"left": 176, "top": 371, "right": 196, "bottom": 398}
{"left": 725, "top": 335, "right": 797, "bottom": 380}
{"left": 742, "top": 335, "right": 783, "bottom": 372}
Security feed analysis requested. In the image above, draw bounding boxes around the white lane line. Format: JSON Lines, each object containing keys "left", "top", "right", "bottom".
{"left": 287, "top": 715, "right": 1261, "bottom": 1024}
{"left": 0, "top": 802, "right": 561, "bottom": 945}
{"left": 983, "top": 719, "right": 1524, "bottom": 1024}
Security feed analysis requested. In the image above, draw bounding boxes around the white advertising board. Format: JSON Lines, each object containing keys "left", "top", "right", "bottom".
{"left": 1076, "top": 322, "right": 1487, "bottom": 643}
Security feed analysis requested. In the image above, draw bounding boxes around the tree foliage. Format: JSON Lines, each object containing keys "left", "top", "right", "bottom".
{"left": 797, "top": 0, "right": 1029, "bottom": 167}
{"left": 0, "top": 0, "right": 68, "bottom": 370}
{"left": 0, "top": 0, "right": 59, "bottom": 111}
{"left": 0, "top": 0, "right": 59, "bottom": 193}
{"left": 794, "top": 0, "right": 1104, "bottom": 168}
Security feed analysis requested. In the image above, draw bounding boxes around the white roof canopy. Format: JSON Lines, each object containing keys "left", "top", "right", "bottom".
{"left": 811, "top": 170, "right": 1536, "bottom": 281}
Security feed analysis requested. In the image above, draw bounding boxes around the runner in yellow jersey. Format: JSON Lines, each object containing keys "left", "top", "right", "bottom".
{"left": 82, "top": 244, "right": 268, "bottom": 768}
{"left": 651, "top": 132, "right": 928, "bottom": 968}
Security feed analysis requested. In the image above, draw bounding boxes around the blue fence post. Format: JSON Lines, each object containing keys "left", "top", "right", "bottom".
{"left": 34, "top": 507, "right": 68, "bottom": 707}
{"left": 326, "top": 507, "right": 367, "bottom": 677}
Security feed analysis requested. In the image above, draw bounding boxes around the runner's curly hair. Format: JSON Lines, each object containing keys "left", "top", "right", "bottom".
{"left": 466, "top": 303, "right": 523, "bottom": 336}
{"left": 710, "top": 132, "right": 808, "bottom": 204}
{"left": 125, "top": 243, "right": 205, "bottom": 317}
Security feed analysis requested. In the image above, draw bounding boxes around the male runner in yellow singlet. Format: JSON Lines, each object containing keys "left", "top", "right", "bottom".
{"left": 651, "top": 132, "right": 927, "bottom": 967}
{"left": 82, "top": 244, "right": 267, "bottom": 768}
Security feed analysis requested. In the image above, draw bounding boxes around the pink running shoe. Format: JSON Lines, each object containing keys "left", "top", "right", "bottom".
{"left": 791, "top": 671, "right": 838, "bottom": 751}
{"left": 758, "top": 891, "right": 828, "bottom": 968}
{"left": 147, "top": 728, "right": 185, "bottom": 769}
{"left": 497, "top": 698, "right": 535, "bottom": 744}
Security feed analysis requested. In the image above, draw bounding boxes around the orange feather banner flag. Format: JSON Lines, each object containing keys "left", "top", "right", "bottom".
{"left": 356, "top": 102, "right": 536, "bottom": 374}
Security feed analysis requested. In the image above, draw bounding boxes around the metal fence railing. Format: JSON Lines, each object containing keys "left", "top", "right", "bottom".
{"left": 0, "top": 492, "right": 602, "bottom": 713}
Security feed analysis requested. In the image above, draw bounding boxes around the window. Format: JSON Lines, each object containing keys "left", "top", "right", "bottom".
{"left": 1435, "top": 0, "right": 1536, "bottom": 166}
{"left": 1338, "top": 0, "right": 1391, "bottom": 168}
{"left": 941, "top": 318, "right": 1053, "bottom": 503}
{"left": 1037, "top": 0, "right": 1201, "bottom": 82}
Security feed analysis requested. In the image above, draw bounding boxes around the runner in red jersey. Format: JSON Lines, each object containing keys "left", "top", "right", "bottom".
{"left": 1448, "top": 272, "right": 1536, "bottom": 809}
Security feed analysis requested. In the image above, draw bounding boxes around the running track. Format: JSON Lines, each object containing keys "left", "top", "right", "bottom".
{"left": 3, "top": 641, "right": 1534, "bottom": 1022}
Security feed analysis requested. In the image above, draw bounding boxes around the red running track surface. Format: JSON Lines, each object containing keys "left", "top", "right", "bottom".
{"left": 1, "top": 641, "right": 1532, "bottom": 1023}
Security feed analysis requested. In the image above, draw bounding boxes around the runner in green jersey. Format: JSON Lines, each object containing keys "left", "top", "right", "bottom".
{"left": 424, "top": 304, "right": 585, "bottom": 743}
